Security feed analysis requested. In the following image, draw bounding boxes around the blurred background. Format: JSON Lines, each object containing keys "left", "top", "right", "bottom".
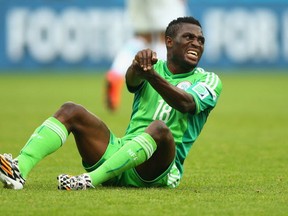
{"left": 1, "top": 0, "right": 287, "bottom": 72}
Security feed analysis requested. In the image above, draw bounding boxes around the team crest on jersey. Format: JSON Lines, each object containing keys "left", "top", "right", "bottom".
{"left": 176, "top": 81, "right": 192, "bottom": 90}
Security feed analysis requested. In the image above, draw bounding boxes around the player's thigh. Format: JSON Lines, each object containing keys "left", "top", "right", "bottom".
{"left": 53, "top": 102, "right": 111, "bottom": 166}
{"left": 69, "top": 109, "right": 111, "bottom": 166}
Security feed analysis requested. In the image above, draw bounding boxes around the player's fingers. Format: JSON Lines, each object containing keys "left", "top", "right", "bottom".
{"left": 134, "top": 51, "right": 142, "bottom": 69}
{"left": 151, "top": 51, "right": 158, "bottom": 64}
{"left": 139, "top": 49, "right": 148, "bottom": 71}
{"left": 136, "top": 49, "right": 154, "bottom": 71}
{"left": 144, "top": 49, "right": 154, "bottom": 70}
{"left": 143, "top": 49, "right": 150, "bottom": 71}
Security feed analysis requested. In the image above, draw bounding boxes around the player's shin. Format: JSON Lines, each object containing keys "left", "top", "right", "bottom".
{"left": 16, "top": 117, "right": 68, "bottom": 179}
{"left": 88, "top": 132, "right": 157, "bottom": 186}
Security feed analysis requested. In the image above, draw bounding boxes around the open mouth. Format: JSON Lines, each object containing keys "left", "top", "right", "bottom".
{"left": 187, "top": 50, "right": 198, "bottom": 60}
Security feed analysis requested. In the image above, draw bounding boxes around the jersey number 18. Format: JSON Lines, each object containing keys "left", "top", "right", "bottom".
{"left": 153, "top": 99, "right": 172, "bottom": 123}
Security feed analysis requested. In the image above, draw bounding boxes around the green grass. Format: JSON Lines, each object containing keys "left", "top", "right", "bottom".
{"left": 0, "top": 71, "right": 287, "bottom": 215}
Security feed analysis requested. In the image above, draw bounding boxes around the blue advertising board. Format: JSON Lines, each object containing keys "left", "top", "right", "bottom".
{"left": 0, "top": 0, "right": 287, "bottom": 70}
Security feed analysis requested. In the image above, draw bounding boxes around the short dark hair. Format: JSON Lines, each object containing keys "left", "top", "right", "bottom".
{"left": 165, "top": 16, "right": 202, "bottom": 38}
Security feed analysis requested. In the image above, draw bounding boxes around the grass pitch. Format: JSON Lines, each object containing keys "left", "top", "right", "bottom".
{"left": 0, "top": 70, "right": 287, "bottom": 215}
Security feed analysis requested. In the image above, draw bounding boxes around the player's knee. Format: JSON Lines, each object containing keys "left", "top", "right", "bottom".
{"left": 55, "top": 102, "right": 86, "bottom": 122}
{"left": 146, "top": 120, "right": 173, "bottom": 143}
{"left": 61, "top": 102, "right": 84, "bottom": 114}
{"left": 146, "top": 121, "right": 175, "bottom": 163}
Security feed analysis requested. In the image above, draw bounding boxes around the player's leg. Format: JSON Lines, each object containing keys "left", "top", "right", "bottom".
{"left": 106, "top": 71, "right": 124, "bottom": 111}
{"left": 0, "top": 115, "right": 69, "bottom": 189}
{"left": 0, "top": 102, "right": 110, "bottom": 189}
{"left": 59, "top": 121, "right": 164, "bottom": 189}
{"left": 106, "top": 0, "right": 151, "bottom": 111}
{"left": 84, "top": 130, "right": 157, "bottom": 187}
{"left": 135, "top": 120, "right": 176, "bottom": 181}
{"left": 99, "top": 120, "right": 178, "bottom": 188}
{"left": 105, "top": 37, "right": 148, "bottom": 111}
{"left": 54, "top": 102, "right": 110, "bottom": 166}
{"left": 56, "top": 120, "right": 175, "bottom": 190}
{"left": 55, "top": 102, "right": 112, "bottom": 190}
{"left": 73, "top": 120, "right": 172, "bottom": 188}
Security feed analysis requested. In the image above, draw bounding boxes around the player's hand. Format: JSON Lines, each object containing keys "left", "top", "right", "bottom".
{"left": 126, "top": 49, "right": 158, "bottom": 86}
{"left": 132, "top": 49, "right": 158, "bottom": 72}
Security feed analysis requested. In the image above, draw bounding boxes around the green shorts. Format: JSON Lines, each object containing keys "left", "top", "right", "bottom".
{"left": 83, "top": 132, "right": 181, "bottom": 188}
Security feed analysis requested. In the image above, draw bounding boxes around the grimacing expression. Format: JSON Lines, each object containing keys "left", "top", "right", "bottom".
{"left": 170, "top": 23, "right": 205, "bottom": 68}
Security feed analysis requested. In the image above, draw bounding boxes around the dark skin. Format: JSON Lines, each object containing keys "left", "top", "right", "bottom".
{"left": 126, "top": 23, "right": 204, "bottom": 113}
{"left": 53, "top": 23, "right": 205, "bottom": 181}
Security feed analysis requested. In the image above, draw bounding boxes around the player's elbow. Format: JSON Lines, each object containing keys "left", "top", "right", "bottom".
{"left": 176, "top": 101, "right": 196, "bottom": 114}
{"left": 177, "top": 94, "right": 196, "bottom": 114}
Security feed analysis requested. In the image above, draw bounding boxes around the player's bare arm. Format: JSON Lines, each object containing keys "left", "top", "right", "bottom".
{"left": 125, "top": 61, "right": 144, "bottom": 89}
{"left": 146, "top": 69, "right": 196, "bottom": 114}
{"left": 127, "top": 49, "right": 196, "bottom": 114}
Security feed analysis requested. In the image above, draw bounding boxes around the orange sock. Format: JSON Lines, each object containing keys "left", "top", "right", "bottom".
{"left": 106, "top": 72, "right": 124, "bottom": 111}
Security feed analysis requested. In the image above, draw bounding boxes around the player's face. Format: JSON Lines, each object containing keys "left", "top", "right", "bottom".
{"left": 168, "top": 23, "right": 205, "bottom": 70}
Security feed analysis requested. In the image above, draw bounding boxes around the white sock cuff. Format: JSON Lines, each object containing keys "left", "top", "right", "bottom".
{"left": 43, "top": 117, "right": 68, "bottom": 145}
{"left": 133, "top": 133, "right": 157, "bottom": 159}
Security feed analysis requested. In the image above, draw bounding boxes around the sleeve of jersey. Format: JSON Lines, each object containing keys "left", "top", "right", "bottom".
{"left": 186, "top": 73, "right": 222, "bottom": 115}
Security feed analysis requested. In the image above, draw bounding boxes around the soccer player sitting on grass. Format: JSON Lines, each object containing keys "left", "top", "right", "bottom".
{"left": 0, "top": 16, "right": 222, "bottom": 190}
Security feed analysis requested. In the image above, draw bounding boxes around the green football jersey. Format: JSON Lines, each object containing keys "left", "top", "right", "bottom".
{"left": 124, "top": 60, "right": 222, "bottom": 176}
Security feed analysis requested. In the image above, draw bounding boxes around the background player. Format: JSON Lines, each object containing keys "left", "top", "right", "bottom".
{"left": 106, "top": 0, "right": 187, "bottom": 111}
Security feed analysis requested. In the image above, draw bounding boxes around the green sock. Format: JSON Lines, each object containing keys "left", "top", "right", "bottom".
{"left": 16, "top": 117, "right": 68, "bottom": 179}
{"left": 88, "top": 133, "right": 157, "bottom": 186}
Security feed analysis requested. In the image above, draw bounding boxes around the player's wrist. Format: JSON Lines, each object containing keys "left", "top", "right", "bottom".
{"left": 145, "top": 69, "right": 157, "bottom": 82}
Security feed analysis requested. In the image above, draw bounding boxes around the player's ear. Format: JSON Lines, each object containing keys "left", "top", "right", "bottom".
{"left": 165, "top": 36, "right": 173, "bottom": 48}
